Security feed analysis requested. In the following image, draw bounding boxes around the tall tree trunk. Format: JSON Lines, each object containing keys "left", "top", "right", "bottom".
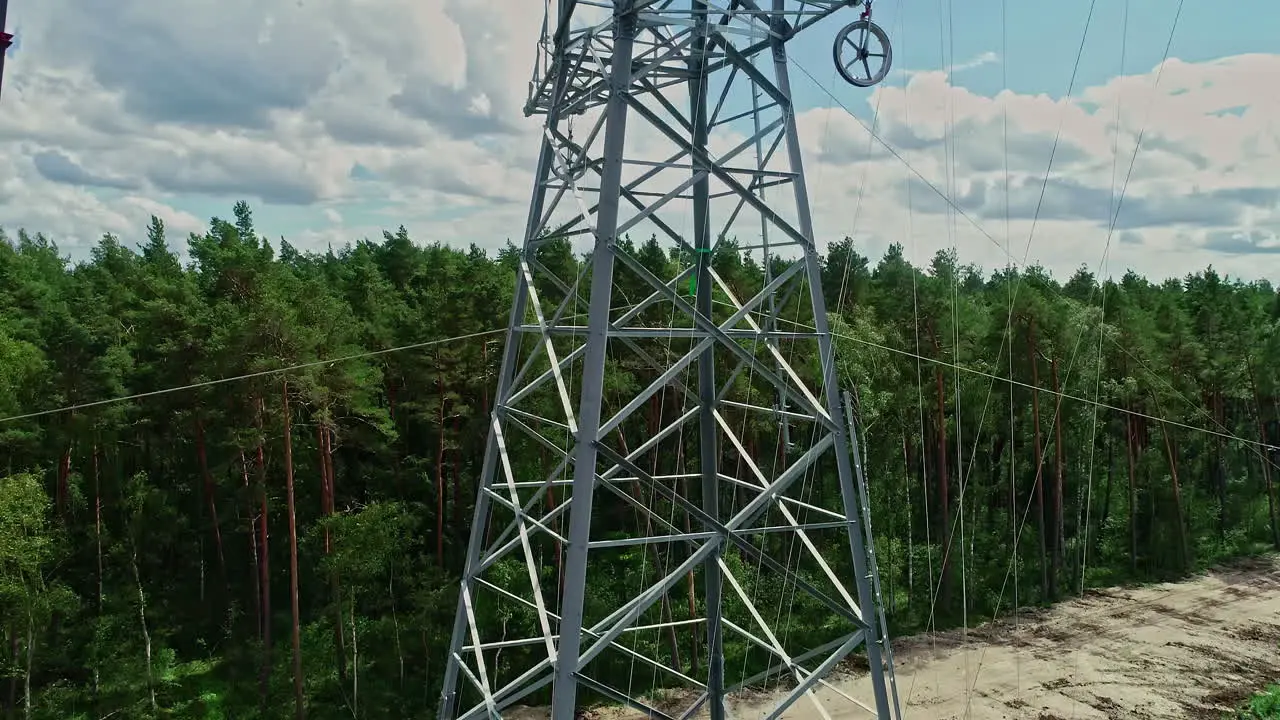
{"left": 130, "top": 547, "right": 158, "bottom": 713}
{"left": 318, "top": 424, "right": 347, "bottom": 687}
{"left": 453, "top": 415, "right": 465, "bottom": 552}
{"left": 389, "top": 563, "right": 406, "bottom": 692}
{"left": 1027, "top": 319, "right": 1049, "bottom": 597}
{"left": 986, "top": 435, "right": 1005, "bottom": 536}
{"left": 545, "top": 476, "right": 563, "bottom": 603}
{"left": 1248, "top": 364, "right": 1280, "bottom": 549}
{"left": 242, "top": 451, "right": 262, "bottom": 650}
{"left": 254, "top": 396, "right": 272, "bottom": 711}
{"left": 349, "top": 595, "right": 359, "bottom": 715}
{"left": 677, "top": 439, "right": 699, "bottom": 676}
{"left": 1049, "top": 357, "right": 1065, "bottom": 599}
{"left": 57, "top": 444, "right": 71, "bottom": 520}
{"left": 436, "top": 365, "right": 447, "bottom": 567}
{"left": 482, "top": 341, "right": 491, "bottom": 419}
{"left": 388, "top": 381, "right": 404, "bottom": 498}
{"left": 6, "top": 629, "right": 16, "bottom": 717}
{"left": 1095, "top": 431, "right": 1115, "bottom": 563}
{"left": 929, "top": 321, "right": 951, "bottom": 611}
{"left": 93, "top": 443, "right": 103, "bottom": 708}
{"left": 1007, "top": 405, "right": 1019, "bottom": 596}
{"left": 617, "top": 430, "right": 683, "bottom": 670}
{"left": 1159, "top": 421, "right": 1190, "bottom": 572}
{"left": 281, "top": 381, "right": 306, "bottom": 720}
{"left": 195, "top": 415, "right": 228, "bottom": 595}
{"left": 903, "top": 432, "right": 915, "bottom": 606}
{"left": 1124, "top": 411, "right": 1138, "bottom": 574}
{"left": 23, "top": 613, "right": 32, "bottom": 720}
{"left": 741, "top": 433, "right": 756, "bottom": 513}
{"left": 1213, "top": 389, "right": 1227, "bottom": 538}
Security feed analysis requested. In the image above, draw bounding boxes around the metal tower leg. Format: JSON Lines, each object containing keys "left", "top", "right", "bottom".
{"left": 551, "top": 6, "right": 640, "bottom": 720}
{"left": 439, "top": 2, "right": 898, "bottom": 719}
{"left": 690, "top": 4, "right": 726, "bottom": 719}
{"left": 768, "top": 7, "right": 891, "bottom": 715}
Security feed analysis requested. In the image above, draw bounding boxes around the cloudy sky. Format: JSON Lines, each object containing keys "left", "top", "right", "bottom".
{"left": 1, "top": 0, "right": 1277, "bottom": 282}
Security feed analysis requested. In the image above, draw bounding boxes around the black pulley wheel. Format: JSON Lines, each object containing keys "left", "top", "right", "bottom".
{"left": 552, "top": 141, "right": 589, "bottom": 184}
{"left": 832, "top": 19, "right": 893, "bottom": 88}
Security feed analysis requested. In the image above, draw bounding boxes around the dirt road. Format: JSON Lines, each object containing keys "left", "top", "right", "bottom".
{"left": 751, "top": 555, "right": 1280, "bottom": 720}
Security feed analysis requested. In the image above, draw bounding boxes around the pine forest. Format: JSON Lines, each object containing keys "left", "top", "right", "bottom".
{"left": 1, "top": 202, "right": 1278, "bottom": 719}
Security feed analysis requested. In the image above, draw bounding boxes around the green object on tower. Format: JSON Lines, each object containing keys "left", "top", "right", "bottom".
{"left": 689, "top": 247, "right": 712, "bottom": 297}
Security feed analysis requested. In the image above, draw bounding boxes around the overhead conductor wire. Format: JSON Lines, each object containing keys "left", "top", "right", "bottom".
{"left": 781, "top": 0, "right": 1237, "bottom": 711}
{"left": 1068, "top": 2, "right": 1130, "bottom": 716}
{"left": 0, "top": 330, "right": 506, "bottom": 425}
{"left": 953, "top": 0, "right": 1188, "bottom": 705}
{"left": 890, "top": 2, "right": 1100, "bottom": 702}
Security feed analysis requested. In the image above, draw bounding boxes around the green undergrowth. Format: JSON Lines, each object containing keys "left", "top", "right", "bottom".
{"left": 1229, "top": 684, "right": 1280, "bottom": 719}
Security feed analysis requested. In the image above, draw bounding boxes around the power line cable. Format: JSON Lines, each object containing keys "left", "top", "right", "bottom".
{"left": 832, "top": 327, "right": 1279, "bottom": 452}
{"left": 760, "top": 305, "right": 1277, "bottom": 453}
{"left": 0, "top": 329, "right": 505, "bottom": 425}
{"left": 11, "top": 313, "right": 1275, "bottom": 455}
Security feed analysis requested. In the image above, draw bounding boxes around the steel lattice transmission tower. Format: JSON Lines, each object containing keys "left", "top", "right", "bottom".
{"left": 0, "top": 0, "right": 13, "bottom": 100}
{"left": 439, "top": 1, "right": 898, "bottom": 719}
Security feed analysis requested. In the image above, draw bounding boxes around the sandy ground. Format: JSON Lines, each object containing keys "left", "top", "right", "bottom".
{"left": 737, "top": 554, "right": 1280, "bottom": 720}
{"left": 511, "top": 555, "right": 1280, "bottom": 720}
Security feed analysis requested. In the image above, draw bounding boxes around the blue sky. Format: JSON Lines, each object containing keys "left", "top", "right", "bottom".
{"left": 817, "top": 0, "right": 1270, "bottom": 98}
{"left": 0, "top": 0, "right": 1276, "bottom": 280}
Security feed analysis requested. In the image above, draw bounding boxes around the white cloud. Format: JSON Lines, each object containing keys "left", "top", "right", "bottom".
{"left": 0, "top": 0, "right": 1275, "bottom": 284}
{"left": 796, "top": 53, "right": 1280, "bottom": 280}
{"left": 902, "top": 50, "right": 1000, "bottom": 79}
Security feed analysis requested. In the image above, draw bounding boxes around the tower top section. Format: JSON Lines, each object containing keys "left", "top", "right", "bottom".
{"left": 524, "top": 0, "right": 890, "bottom": 117}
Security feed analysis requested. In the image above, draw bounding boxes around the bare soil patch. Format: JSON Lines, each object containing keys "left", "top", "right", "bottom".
{"left": 752, "top": 554, "right": 1280, "bottom": 719}
{"left": 519, "top": 555, "right": 1280, "bottom": 720}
